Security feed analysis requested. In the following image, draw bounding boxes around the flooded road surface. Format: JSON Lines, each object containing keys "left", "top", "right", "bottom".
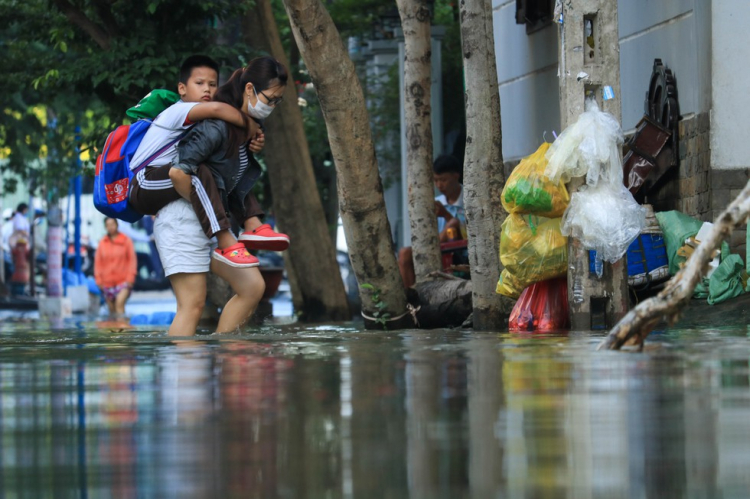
{"left": 1, "top": 319, "right": 749, "bottom": 498}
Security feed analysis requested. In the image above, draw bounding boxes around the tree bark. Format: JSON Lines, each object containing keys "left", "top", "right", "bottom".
{"left": 396, "top": 0, "right": 443, "bottom": 282}
{"left": 52, "top": 0, "right": 111, "bottom": 50}
{"left": 459, "top": 0, "right": 506, "bottom": 330}
{"left": 280, "top": 0, "right": 411, "bottom": 329}
{"left": 599, "top": 179, "right": 750, "bottom": 350}
{"left": 243, "top": 0, "right": 350, "bottom": 322}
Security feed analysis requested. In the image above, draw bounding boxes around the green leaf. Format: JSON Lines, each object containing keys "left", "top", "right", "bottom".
{"left": 360, "top": 283, "right": 375, "bottom": 290}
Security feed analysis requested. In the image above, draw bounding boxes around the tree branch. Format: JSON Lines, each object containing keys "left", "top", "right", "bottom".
{"left": 598, "top": 179, "right": 750, "bottom": 350}
{"left": 52, "top": 0, "right": 111, "bottom": 50}
{"left": 93, "top": 0, "right": 121, "bottom": 39}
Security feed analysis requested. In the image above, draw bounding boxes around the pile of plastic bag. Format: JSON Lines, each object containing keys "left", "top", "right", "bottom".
{"left": 497, "top": 142, "right": 570, "bottom": 299}
{"left": 562, "top": 181, "right": 646, "bottom": 274}
{"left": 545, "top": 99, "right": 624, "bottom": 187}
{"left": 509, "top": 277, "right": 570, "bottom": 331}
{"left": 545, "top": 99, "right": 646, "bottom": 276}
{"left": 502, "top": 142, "right": 569, "bottom": 218}
{"left": 656, "top": 210, "right": 749, "bottom": 305}
{"left": 496, "top": 214, "right": 568, "bottom": 298}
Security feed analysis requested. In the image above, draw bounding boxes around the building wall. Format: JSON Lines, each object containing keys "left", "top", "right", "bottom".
{"left": 648, "top": 114, "right": 712, "bottom": 221}
{"left": 493, "top": 0, "right": 712, "bottom": 161}
{"left": 492, "top": 0, "right": 559, "bottom": 162}
{"left": 710, "top": 0, "right": 750, "bottom": 171}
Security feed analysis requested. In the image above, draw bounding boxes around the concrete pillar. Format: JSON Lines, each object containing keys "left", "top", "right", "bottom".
{"left": 557, "top": 0, "right": 629, "bottom": 329}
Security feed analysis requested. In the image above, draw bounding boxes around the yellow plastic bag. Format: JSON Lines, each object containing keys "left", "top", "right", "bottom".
{"left": 501, "top": 142, "right": 570, "bottom": 218}
{"left": 495, "top": 214, "right": 568, "bottom": 298}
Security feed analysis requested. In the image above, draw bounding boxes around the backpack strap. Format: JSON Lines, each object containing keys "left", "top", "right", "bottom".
{"left": 131, "top": 125, "right": 194, "bottom": 174}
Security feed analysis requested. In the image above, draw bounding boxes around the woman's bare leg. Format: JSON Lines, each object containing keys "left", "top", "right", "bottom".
{"left": 114, "top": 287, "right": 132, "bottom": 315}
{"left": 167, "top": 272, "right": 208, "bottom": 336}
{"left": 104, "top": 298, "right": 117, "bottom": 315}
{"left": 210, "top": 260, "right": 265, "bottom": 333}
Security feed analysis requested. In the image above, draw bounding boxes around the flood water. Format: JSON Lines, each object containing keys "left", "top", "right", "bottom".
{"left": 1, "top": 319, "right": 749, "bottom": 498}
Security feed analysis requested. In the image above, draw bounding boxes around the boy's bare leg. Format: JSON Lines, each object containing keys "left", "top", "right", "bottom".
{"left": 167, "top": 272, "right": 208, "bottom": 336}
{"left": 169, "top": 168, "right": 193, "bottom": 201}
{"left": 210, "top": 260, "right": 265, "bottom": 333}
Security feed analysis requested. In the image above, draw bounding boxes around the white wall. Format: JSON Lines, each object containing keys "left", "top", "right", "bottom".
{"left": 493, "top": 0, "right": 560, "bottom": 162}
{"left": 710, "top": 0, "right": 750, "bottom": 170}
{"left": 493, "top": 0, "right": 713, "bottom": 160}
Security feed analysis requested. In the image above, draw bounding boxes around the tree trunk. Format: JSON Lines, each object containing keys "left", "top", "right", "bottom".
{"left": 396, "top": 0, "right": 443, "bottom": 282}
{"left": 459, "top": 0, "right": 506, "bottom": 330}
{"left": 599, "top": 179, "right": 750, "bottom": 350}
{"left": 242, "top": 0, "right": 350, "bottom": 322}
{"left": 280, "top": 0, "right": 412, "bottom": 329}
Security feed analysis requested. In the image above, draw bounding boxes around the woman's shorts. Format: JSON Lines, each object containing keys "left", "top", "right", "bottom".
{"left": 154, "top": 199, "right": 217, "bottom": 277}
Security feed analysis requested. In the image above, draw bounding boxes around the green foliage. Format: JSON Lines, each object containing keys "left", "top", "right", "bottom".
{"left": 1, "top": 0, "right": 254, "bottom": 194}
{"left": 360, "top": 283, "right": 391, "bottom": 329}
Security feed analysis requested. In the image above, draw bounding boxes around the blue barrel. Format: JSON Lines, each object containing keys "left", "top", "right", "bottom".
{"left": 589, "top": 233, "right": 669, "bottom": 279}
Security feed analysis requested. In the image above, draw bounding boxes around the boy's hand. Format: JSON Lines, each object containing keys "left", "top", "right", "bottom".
{"left": 435, "top": 201, "right": 452, "bottom": 220}
{"left": 249, "top": 132, "right": 265, "bottom": 153}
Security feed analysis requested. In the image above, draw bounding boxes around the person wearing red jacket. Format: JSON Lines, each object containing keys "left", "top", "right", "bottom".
{"left": 95, "top": 218, "right": 137, "bottom": 316}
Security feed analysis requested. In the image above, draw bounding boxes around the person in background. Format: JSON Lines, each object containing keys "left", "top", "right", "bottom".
{"left": 95, "top": 217, "right": 137, "bottom": 317}
{"left": 10, "top": 203, "right": 30, "bottom": 239}
{"left": 398, "top": 154, "right": 466, "bottom": 288}
{"left": 10, "top": 236, "right": 30, "bottom": 296}
{"left": 4, "top": 204, "right": 31, "bottom": 287}
{"left": 2, "top": 208, "right": 15, "bottom": 282}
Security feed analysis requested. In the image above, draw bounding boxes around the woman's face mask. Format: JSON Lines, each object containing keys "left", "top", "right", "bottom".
{"left": 248, "top": 87, "right": 275, "bottom": 120}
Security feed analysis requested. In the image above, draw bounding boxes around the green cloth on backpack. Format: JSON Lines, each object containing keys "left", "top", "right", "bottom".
{"left": 655, "top": 211, "right": 704, "bottom": 275}
{"left": 126, "top": 89, "right": 181, "bottom": 120}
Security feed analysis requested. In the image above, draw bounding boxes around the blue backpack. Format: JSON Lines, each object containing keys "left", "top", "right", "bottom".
{"left": 93, "top": 120, "right": 185, "bottom": 222}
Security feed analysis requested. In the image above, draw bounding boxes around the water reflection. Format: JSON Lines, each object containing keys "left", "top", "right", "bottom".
{"left": 0, "top": 322, "right": 749, "bottom": 497}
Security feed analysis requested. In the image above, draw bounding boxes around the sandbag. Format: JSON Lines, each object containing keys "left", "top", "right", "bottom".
{"left": 654, "top": 211, "right": 704, "bottom": 275}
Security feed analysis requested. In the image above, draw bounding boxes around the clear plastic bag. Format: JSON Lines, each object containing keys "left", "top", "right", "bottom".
{"left": 561, "top": 181, "right": 647, "bottom": 275}
{"left": 544, "top": 99, "right": 624, "bottom": 187}
{"left": 502, "top": 142, "right": 570, "bottom": 218}
{"left": 495, "top": 214, "right": 568, "bottom": 298}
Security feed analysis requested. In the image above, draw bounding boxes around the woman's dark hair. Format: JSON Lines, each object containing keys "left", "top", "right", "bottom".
{"left": 104, "top": 217, "right": 118, "bottom": 227}
{"left": 16, "top": 202, "right": 28, "bottom": 213}
{"left": 214, "top": 57, "right": 289, "bottom": 156}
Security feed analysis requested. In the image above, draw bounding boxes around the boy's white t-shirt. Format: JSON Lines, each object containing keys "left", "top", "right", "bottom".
{"left": 129, "top": 101, "right": 199, "bottom": 171}
{"left": 435, "top": 186, "right": 465, "bottom": 233}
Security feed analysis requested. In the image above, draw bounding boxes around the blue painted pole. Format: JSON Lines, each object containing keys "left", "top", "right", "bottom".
{"left": 74, "top": 126, "right": 82, "bottom": 275}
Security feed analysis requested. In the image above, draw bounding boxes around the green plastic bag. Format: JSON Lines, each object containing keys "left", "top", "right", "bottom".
{"left": 126, "top": 89, "right": 181, "bottom": 120}
{"left": 654, "top": 211, "right": 704, "bottom": 275}
{"left": 707, "top": 254, "right": 747, "bottom": 305}
{"left": 501, "top": 142, "right": 570, "bottom": 218}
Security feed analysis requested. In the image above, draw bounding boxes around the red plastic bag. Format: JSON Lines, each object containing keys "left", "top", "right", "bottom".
{"left": 509, "top": 277, "right": 570, "bottom": 331}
